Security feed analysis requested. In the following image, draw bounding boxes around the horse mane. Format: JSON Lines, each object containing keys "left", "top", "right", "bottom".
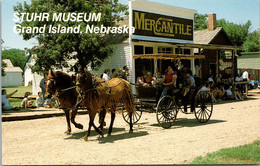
{"left": 52, "top": 71, "right": 78, "bottom": 108}
{"left": 54, "top": 71, "right": 74, "bottom": 87}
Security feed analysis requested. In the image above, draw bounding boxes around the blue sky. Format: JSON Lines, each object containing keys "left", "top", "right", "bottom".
{"left": 1, "top": 0, "right": 259, "bottom": 50}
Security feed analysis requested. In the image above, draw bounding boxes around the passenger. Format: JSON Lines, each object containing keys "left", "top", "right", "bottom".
{"left": 183, "top": 70, "right": 195, "bottom": 112}
{"left": 102, "top": 69, "right": 110, "bottom": 81}
{"left": 159, "top": 64, "right": 177, "bottom": 99}
{"left": 153, "top": 68, "right": 160, "bottom": 78}
{"left": 156, "top": 72, "right": 164, "bottom": 85}
{"left": 136, "top": 73, "right": 148, "bottom": 86}
{"left": 145, "top": 72, "right": 153, "bottom": 84}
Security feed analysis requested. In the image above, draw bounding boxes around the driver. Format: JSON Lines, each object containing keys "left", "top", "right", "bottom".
{"left": 158, "top": 63, "right": 177, "bottom": 100}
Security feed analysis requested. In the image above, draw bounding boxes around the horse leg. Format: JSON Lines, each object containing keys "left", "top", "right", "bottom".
{"left": 129, "top": 112, "right": 133, "bottom": 133}
{"left": 124, "top": 103, "right": 134, "bottom": 133}
{"left": 83, "top": 111, "right": 103, "bottom": 141}
{"left": 71, "top": 109, "right": 83, "bottom": 129}
{"left": 108, "top": 112, "right": 116, "bottom": 136}
{"left": 98, "top": 108, "right": 106, "bottom": 130}
{"left": 64, "top": 110, "right": 71, "bottom": 134}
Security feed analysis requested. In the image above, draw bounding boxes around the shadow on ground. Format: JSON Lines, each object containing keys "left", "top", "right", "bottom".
{"left": 150, "top": 118, "right": 226, "bottom": 129}
{"left": 2, "top": 108, "right": 59, "bottom": 115}
{"left": 64, "top": 127, "right": 148, "bottom": 143}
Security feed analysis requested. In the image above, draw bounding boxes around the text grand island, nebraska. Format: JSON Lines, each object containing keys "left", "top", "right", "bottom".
{"left": 13, "top": 12, "right": 135, "bottom": 34}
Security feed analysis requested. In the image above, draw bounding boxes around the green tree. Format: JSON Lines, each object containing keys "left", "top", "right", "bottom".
{"left": 2, "top": 49, "right": 28, "bottom": 71}
{"left": 217, "top": 19, "right": 251, "bottom": 46}
{"left": 242, "top": 29, "right": 260, "bottom": 52}
{"left": 14, "top": 0, "right": 128, "bottom": 74}
{"left": 194, "top": 13, "right": 208, "bottom": 30}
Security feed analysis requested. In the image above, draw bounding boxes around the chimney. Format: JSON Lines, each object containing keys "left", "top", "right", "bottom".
{"left": 208, "top": 13, "right": 217, "bottom": 31}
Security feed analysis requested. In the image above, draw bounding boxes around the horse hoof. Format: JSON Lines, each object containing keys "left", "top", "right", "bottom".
{"left": 64, "top": 130, "right": 71, "bottom": 135}
{"left": 83, "top": 136, "right": 88, "bottom": 141}
{"left": 129, "top": 130, "right": 133, "bottom": 133}
{"left": 77, "top": 124, "right": 84, "bottom": 129}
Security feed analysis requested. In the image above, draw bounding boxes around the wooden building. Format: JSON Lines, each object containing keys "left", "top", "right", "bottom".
{"left": 194, "top": 13, "right": 238, "bottom": 81}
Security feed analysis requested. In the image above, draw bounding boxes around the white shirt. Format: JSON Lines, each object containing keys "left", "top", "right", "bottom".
{"left": 102, "top": 73, "right": 110, "bottom": 81}
{"left": 199, "top": 86, "right": 210, "bottom": 93}
{"left": 242, "top": 71, "right": 249, "bottom": 81}
{"left": 2, "top": 94, "right": 10, "bottom": 107}
{"left": 21, "top": 97, "right": 28, "bottom": 108}
{"left": 208, "top": 77, "right": 214, "bottom": 83}
{"left": 36, "top": 96, "right": 44, "bottom": 107}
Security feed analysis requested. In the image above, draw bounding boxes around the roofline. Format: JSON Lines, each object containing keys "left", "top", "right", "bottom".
{"left": 209, "top": 27, "right": 235, "bottom": 46}
{"left": 130, "top": 0, "right": 197, "bottom": 13}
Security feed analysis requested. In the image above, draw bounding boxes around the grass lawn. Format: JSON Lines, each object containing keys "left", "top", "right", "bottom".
{"left": 2, "top": 86, "right": 33, "bottom": 97}
{"left": 191, "top": 140, "right": 260, "bottom": 164}
{"left": 8, "top": 98, "right": 23, "bottom": 107}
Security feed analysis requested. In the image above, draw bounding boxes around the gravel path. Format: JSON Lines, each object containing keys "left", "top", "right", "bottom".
{"left": 2, "top": 90, "right": 260, "bottom": 165}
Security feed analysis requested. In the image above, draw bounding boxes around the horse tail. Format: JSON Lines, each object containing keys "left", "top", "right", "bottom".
{"left": 122, "top": 81, "right": 135, "bottom": 114}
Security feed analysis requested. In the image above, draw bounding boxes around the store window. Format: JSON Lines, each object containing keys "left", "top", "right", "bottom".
{"left": 145, "top": 47, "right": 153, "bottom": 54}
{"left": 134, "top": 45, "right": 154, "bottom": 80}
{"left": 158, "top": 47, "right": 173, "bottom": 54}
{"left": 134, "top": 45, "right": 144, "bottom": 55}
{"left": 175, "top": 48, "right": 191, "bottom": 55}
{"left": 134, "top": 45, "right": 154, "bottom": 55}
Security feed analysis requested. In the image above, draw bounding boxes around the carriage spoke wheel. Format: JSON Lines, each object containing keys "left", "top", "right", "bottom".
{"left": 194, "top": 91, "right": 213, "bottom": 123}
{"left": 122, "top": 103, "right": 143, "bottom": 124}
{"left": 156, "top": 95, "right": 178, "bottom": 129}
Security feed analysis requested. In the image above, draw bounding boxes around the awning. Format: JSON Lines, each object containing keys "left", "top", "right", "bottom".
{"left": 174, "top": 43, "right": 242, "bottom": 50}
{"left": 133, "top": 54, "right": 205, "bottom": 60}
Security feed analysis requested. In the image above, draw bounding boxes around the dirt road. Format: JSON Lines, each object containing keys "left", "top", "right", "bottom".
{"left": 2, "top": 90, "right": 260, "bottom": 165}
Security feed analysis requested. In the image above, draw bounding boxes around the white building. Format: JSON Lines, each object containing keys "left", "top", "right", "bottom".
{"left": 2, "top": 59, "right": 23, "bottom": 87}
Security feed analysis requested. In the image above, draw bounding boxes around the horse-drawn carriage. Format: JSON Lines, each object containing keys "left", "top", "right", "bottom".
{"left": 45, "top": 54, "right": 213, "bottom": 140}
{"left": 122, "top": 54, "right": 213, "bottom": 129}
{"left": 122, "top": 80, "right": 213, "bottom": 129}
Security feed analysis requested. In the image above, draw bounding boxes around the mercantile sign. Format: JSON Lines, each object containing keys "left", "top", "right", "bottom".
{"left": 133, "top": 10, "right": 193, "bottom": 41}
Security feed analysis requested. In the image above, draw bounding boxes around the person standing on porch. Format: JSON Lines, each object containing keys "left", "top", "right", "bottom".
{"left": 242, "top": 68, "right": 249, "bottom": 81}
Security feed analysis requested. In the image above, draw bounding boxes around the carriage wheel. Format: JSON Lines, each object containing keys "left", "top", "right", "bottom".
{"left": 122, "top": 103, "right": 143, "bottom": 124}
{"left": 156, "top": 95, "right": 178, "bottom": 129}
{"left": 194, "top": 91, "right": 213, "bottom": 123}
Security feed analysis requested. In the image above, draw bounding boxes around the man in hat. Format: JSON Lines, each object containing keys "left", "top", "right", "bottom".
{"left": 242, "top": 68, "right": 249, "bottom": 81}
{"left": 241, "top": 68, "right": 249, "bottom": 93}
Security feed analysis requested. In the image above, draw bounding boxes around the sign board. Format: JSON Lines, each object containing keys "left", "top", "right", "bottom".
{"left": 133, "top": 10, "right": 193, "bottom": 41}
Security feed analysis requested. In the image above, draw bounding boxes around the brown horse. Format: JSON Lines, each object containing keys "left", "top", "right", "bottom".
{"left": 76, "top": 69, "right": 135, "bottom": 140}
{"left": 45, "top": 70, "right": 84, "bottom": 134}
